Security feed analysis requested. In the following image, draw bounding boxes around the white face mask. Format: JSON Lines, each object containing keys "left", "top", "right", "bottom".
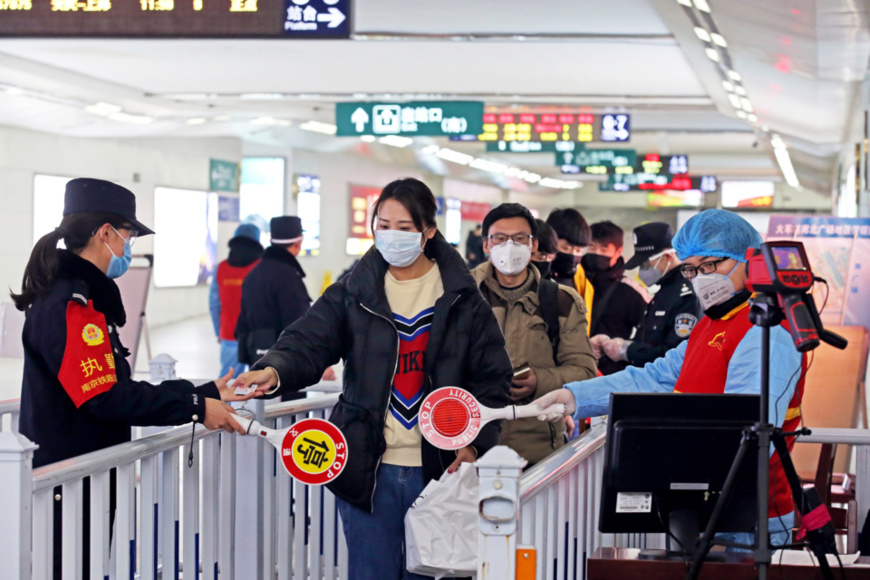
{"left": 692, "top": 261, "right": 739, "bottom": 311}
{"left": 490, "top": 240, "right": 531, "bottom": 276}
{"left": 375, "top": 229, "right": 425, "bottom": 268}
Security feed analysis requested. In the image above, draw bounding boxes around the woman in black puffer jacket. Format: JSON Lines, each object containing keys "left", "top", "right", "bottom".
{"left": 235, "top": 178, "right": 511, "bottom": 580}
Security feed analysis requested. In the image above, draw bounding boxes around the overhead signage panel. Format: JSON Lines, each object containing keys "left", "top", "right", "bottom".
{"left": 485, "top": 141, "right": 584, "bottom": 153}
{"left": 0, "top": 0, "right": 351, "bottom": 38}
{"left": 557, "top": 149, "right": 636, "bottom": 175}
{"left": 477, "top": 112, "right": 630, "bottom": 143}
{"left": 600, "top": 174, "right": 717, "bottom": 192}
{"left": 335, "top": 101, "right": 484, "bottom": 137}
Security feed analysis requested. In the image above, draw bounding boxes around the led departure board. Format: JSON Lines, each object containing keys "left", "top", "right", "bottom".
{"left": 485, "top": 141, "right": 584, "bottom": 153}
{"left": 599, "top": 174, "right": 717, "bottom": 192}
{"left": 0, "top": 0, "right": 351, "bottom": 38}
{"left": 477, "top": 112, "right": 630, "bottom": 143}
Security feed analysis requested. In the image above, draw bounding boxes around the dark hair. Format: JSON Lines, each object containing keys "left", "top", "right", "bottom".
{"left": 590, "top": 220, "right": 624, "bottom": 249}
{"left": 546, "top": 208, "right": 590, "bottom": 247}
{"left": 534, "top": 219, "right": 558, "bottom": 255}
{"left": 11, "top": 212, "right": 130, "bottom": 311}
{"left": 482, "top": 203, "right": 537, "bottom": 239}
{"left": 370, "top": 178, "right": 438, "bottom": 233}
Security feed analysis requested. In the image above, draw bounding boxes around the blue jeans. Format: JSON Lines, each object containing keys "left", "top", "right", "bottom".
{"left": 219, "top": 339, "right": 248, "bottom": 378}
{"left": 337, "top": 464, "right": 431, "bottom": 580}
{"left": 718, "top": 511, "right": 795, "bottom": 552}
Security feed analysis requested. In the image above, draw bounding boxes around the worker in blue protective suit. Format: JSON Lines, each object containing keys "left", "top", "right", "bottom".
{"left": 536, "top": 209, "right": 805, "bottom": 551}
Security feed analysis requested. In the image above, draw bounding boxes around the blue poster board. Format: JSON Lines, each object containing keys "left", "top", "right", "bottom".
{"left": 768, "top": 215, "right": 870, "bottom": 329}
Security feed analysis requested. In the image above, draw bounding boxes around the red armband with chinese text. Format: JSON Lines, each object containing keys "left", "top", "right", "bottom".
{"left": 58, "top": 301, "right": 118, "bottom": 408}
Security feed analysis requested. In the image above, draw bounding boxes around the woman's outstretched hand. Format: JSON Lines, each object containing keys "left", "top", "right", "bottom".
{"left": 232, "top": 368, "right": 280, "bottom": 397}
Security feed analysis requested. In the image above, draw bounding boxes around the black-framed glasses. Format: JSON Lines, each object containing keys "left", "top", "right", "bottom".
{"left": 679, "top": 257, "right": 729, "bottom": 280}
{"left": 487, "top": 233, "right": 533, "bottom": 246}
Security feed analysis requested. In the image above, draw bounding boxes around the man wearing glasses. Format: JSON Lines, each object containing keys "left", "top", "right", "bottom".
{"left": 537, "top": 209, "right": 804, "bottom": 548}
{"left": 472, "top": 203, "right": 596, "bottom": 465}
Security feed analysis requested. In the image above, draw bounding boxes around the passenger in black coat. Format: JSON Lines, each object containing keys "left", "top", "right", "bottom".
{"left": 235, "top": 216, "right": 311, "bottom": 366}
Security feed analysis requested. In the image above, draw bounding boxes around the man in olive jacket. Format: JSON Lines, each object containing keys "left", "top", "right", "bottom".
{"left": 473, "top": 203, "right": 597, "bottom": 466}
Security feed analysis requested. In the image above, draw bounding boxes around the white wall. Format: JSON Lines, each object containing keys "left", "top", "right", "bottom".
{"left": 0, "top": 125, "right": 242, "bottom": 327}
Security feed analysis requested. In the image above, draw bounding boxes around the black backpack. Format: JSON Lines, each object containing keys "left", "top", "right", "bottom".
{"left": 538, "top": 278, "right": 561, "bottom": 362}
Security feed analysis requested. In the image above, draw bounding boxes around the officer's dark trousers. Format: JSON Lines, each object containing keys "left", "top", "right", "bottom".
{"left": 52, "top": 470, "right": 117, "bottom": 580}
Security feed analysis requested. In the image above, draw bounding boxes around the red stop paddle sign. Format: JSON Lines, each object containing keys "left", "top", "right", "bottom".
{"left": 231, "top": 415, "right": 348, "bottom": 486}
{"left": 419, "top": 387, "right": 567, "bottom": 451}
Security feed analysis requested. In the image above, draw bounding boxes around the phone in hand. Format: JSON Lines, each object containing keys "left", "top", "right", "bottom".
{"left": 513, "top": 364, "right": 532, "bottom": 380}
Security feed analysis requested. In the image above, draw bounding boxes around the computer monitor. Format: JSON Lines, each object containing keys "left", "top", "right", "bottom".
{"left": 598, "top": 393, "right": 760, "bottom": 559}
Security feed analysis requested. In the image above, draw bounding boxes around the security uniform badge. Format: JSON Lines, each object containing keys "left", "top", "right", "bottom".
{"left": 58, "top": 300, "right": 118, "bottom": 408}
{"left": 674, "top": 313, "right": 698, "bottom": 338}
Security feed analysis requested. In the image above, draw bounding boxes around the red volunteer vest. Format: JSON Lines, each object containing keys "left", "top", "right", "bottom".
{"left": 673, "top": 301, "right": 805, "bottom": 518}
{"left": 217, "top": 259, "right": 258, "bottom": 341}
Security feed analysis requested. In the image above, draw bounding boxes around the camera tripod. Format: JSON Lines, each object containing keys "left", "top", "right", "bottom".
{"left": 686, "top": 293, "right": 843, "bottom": 580}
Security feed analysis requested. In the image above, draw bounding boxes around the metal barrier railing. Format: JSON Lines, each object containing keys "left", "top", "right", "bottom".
{"left": 0, "top": 393, "right": 345, "bottom": 580}
{"left": 0, "top": 398, "right": 20, "bottom": 433}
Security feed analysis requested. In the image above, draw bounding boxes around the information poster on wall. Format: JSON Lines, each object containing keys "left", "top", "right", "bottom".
{"left": 767, "top": 216, "right": 870, "bottom": 329}
{"left": 347, "top": 184, "right": 381, "bottom": 256}
{"left": 295, "top": 174, "right": 321, "bottom": 256}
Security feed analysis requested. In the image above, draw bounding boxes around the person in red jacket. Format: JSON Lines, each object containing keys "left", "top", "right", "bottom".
{"left": 209, "top": 223, "right": 263, "bottom": 377}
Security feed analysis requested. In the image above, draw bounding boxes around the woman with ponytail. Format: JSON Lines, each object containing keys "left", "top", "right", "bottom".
{"left": 14, "top": 178, "right": 252, "bottom": 577}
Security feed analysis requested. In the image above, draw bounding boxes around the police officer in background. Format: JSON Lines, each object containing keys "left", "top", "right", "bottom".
{"left": 598, "top": 222, "right": 703, "bottom": 366}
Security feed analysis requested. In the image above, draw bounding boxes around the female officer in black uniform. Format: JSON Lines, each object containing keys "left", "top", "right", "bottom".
{"left": 12, "top": 177, "right": 248, "bottom": 577}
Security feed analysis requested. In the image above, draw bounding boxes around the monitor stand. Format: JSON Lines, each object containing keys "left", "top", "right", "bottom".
{"left": 638, "top": 509, "right": 727, "bottom": 562}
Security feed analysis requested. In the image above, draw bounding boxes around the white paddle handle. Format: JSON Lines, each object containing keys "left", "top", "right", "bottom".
{"left": 230, "top": 413, "right": 265, "bottom": 436}
{"left": 510, "top": 402, "right": 567, "bottom": 420}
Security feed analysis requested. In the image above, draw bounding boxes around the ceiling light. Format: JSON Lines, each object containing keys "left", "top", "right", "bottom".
{"left": 676, "top": 0, "right": 692, "bottom": 6}
{"left": 705, "top": 48, "right": 720, "bottom": 62}
{"left": 186, "top": 118, "right": 207, "bottom": 125}
{"left": 378, "top": 135, "right": 414, "bottom": 148}
{"left": 728, "top": 70, "right": 742, "bottom": 81}
{"left": 214, "top": 115, "right": 231, "bottom": 122}
{"left": 693, "top": 0, "right": 711, "bottom": 12}
{"left": 539, "top": 178, "right": 582, "bottom": 190}
{"left": 299, "top": 120, "right": 337, "bottom": 135}
{"left": 721, "top": 80, "right": 735, "bottom": 92}
{"left": 740, "top": 98, "right": 753, "bottom": 112}
{"left": 504, "top": 167, "right": 523, "bottom": 178}
{"left": 436, "top": 148, "right": 474, "bottom": 165}
{"left": 360, "top": 135, "right": 376, "bottom": 143}
{"left": 107, "top": 112, "right": 153, "bottom": 124}
{"left": 735, "top": 110, "right": 747, "bottom": 119}
{"left": 693, "top": 27, "right": 711, "bottom": 42}
{"left": 5, "top": 87, "right": 24, "bottom": 96}
{"left": 728, "top": 94, "right": 742, "bottom": 108}
{"left": 747, "top": 114, "right": 758, "bottom": 123}
{"left": 422, "top": 144, "right": 440, "bottom": 155}
{"left": 240, "top": 93, "right": 284, "bottom": 100}
{"left": 770, "top": 133, "right": 786, "bottom": 150}
{"left": 469, "top": 158, "right": 508, "bottom": 173}
{"left": 773, "top": 146, "right": 799, "bottom": 187}
{"left": 734, "top": 85, "right": 747, "bottom": 96}
{"left": 523, "top": 172, "right": 542, "bottom": 184}
{"left": 711, "top": 33, "right": 727, "bottom": 47}
{"left": 85, "top": 102, "right": 122, "bottom": 116}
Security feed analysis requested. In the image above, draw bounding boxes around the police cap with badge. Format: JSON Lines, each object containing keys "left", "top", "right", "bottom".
{"left": 625, "top": 222, "right": 674, "bottom": 270}
{"left": 64, "top": 177, "right": 155, "bottom": 236}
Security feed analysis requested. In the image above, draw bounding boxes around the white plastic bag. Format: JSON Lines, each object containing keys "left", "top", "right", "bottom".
{"left": 405, "top": 462, "right": 478, "bottom": 578}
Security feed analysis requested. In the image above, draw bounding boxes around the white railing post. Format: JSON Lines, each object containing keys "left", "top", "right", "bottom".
{"left": 233, "top": 399, "right": 267, "bottom": 579}
{"left": 0, "top": 432, "right": 38, "bottom": 580}
{"left": 476, "top": 446, "right": 527, "bottom": 580}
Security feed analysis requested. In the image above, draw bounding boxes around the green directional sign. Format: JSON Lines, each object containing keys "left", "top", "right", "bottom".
{"left": 485, "top": 141, "right": 585, "bottom": 153}
{"left": 209, "top": 159, "right": 240, "bottom": 192}
{"left": 556, "top": 149, "right": 635, "bottom": 168}
{"left": 336, "top": 101, "right": 484, "bottom": 137}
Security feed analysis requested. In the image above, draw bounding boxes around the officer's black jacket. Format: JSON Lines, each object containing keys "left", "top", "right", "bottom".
{"left": 253, "top": 235, "right": 512, "bottom": 511}
{"left": 235, "top": 246, "right": 310, "bottom": 365}
{"left": 626, "top": 266, "right": 703, "bottom": 366}
{"left": 19, "top": 251, "right": 220, "bottom": 468}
